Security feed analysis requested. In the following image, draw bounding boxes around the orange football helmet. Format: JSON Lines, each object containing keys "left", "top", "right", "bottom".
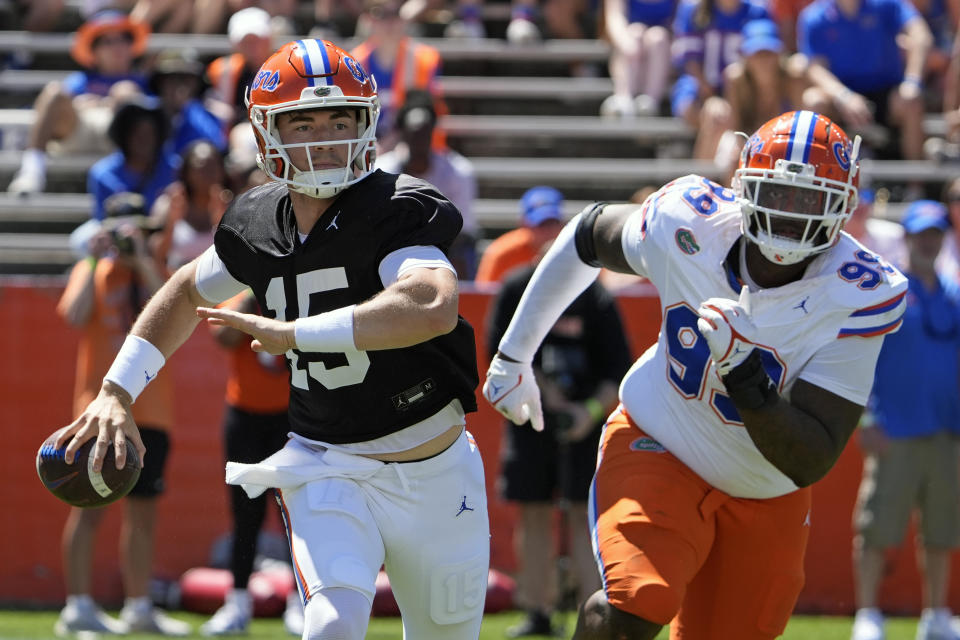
{"left": 246, "top": 39, "right": 380, "bottom": 198}
{"left": 733, "top": 110, "right": 861, "bottom": 265}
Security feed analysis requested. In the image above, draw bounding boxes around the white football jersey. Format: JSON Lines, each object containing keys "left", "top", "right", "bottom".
{"left": 618, "top": 175, "right": 907, "bottom": 499}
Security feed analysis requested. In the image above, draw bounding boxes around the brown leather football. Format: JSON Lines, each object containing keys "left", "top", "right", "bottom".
{"left": 36, "top": 431, "right": 141, "bottom": 508}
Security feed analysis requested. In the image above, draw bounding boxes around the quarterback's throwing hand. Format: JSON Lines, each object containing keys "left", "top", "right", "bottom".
{"left": 197, "top": 307, "right": 295, "bottom": 355}
{"left": 483, "top": 354, "right": 545, "bottom": 432}
{"left": 696, "top": 287, "right": 758, "bottom": 376}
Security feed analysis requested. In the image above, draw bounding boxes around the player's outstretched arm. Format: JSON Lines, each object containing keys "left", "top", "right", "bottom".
{"left": 56, "top": 260, "right": 215, "bottom": 472}
{"left": 353, "top": 266, "right": 459, "bottom": 350}
{"left": 197, "top": 264, "right": 459, "bottom": 355}
{"left": 484, "top": 204, "right": 639, "bottom": 431}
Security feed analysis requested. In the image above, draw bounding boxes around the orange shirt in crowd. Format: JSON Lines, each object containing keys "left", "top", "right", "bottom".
{"left": 218, "top": 292, "right": 289, "bottom": 414}
{"left": 474, "top": 227, "right": 540, "bottom": 284}
{"left": 62, "top": 259, "right": 174, "bottom": 428}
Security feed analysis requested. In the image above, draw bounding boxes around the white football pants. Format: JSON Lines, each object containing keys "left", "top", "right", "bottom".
{"left": 276, "top": 430, "right": 490, "bottom": 640}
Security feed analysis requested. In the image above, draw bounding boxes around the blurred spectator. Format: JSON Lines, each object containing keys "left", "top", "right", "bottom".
{"left": 7, "top": 11, "right": 150, "bottom": 194}
{"left": 724, "top": 20, "right": 806, "bottom": 134}
{"left": 844, "top": 188, "right": 908, "bottom": 269}
{"left": 797, "top": 0, "right": 932, "bottom": 163}
{"left": 130, "top": 0, "right": 198, "bottom": 33}
{"left": 206, "top": 7, "right": 276, "bottom": 128}
{"left": 936, "top": 177, "right": 960, "bottom": 284}
{"left": 255, "top": 0, "right": 302, "bottom": 35}
{"left": 223, "top": 122, "right": 267, "bottom": 193}
{"left": 54, "top": 203, "right": 189, "bottom": 637}
{"left": 312, "top": 0, "right": 364, "bottom": 37}
{"left": 927, "top": 30, "right": 960, "bottom": 162}
{"left": 89, "top": 96, "right": 179, "bottom": 222}
{"left": 475, "top": 186, "right": 566, "bottom": 284}
{"left": 6, "top": 0, "right": 67, "bottom": 31}
{"left": 506, "top": 1, "right": 544, "bottom": 42}
{"left": 506, "top": 0, "right": 600, "bottom": 76}
{"left": 539, "top": 0, "right": 596, "bottom": 40}
{"left": 717, "top": 19, "right": 807, "bottom": 172}
{"left": 486, "top": 248, "right": 631, "bottom": 638}
{"left": 351, "top": 0, "right": 444, "bottom": 152}
{"left": 670, "top": 0, "right": 771, "bottom": 159}
{"left": 200, "top": 289, "right": 302, "bottom": 637}
{"left": 149, "top": 49, "right": 228, "bottom": 155}
{"left": 910, "top": 0, "right": 959, "bottom": 95}
{"left": 153, "top": 140, "right": 230, "bottom": 270}
{"left": 850, "top": 199, "right": 960, "bottom": 640}
{"left": 599, "top": 0, "right": 674, "bottom": 117}
{"left": 376, "top": 90, "right": 479, "bottom": 278}
{"left": 769, "top": 0, "right": 813, "bottom": 51}
{"left": 441, "top": 0, "right": 488, "bottom": 38}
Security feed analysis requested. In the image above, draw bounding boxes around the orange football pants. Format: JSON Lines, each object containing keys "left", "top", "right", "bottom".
{"left": 590, "top": 408, "right": 812, "bottom": 639}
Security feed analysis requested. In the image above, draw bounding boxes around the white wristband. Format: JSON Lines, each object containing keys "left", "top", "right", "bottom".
{"left": 294, "top": 305, "right": 356, "bottom": 352}
{"left": 103, "top": 335, "right": 166, "bottom": 402}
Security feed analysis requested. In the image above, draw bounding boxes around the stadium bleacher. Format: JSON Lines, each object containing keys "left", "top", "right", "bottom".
{"left": 0, "top": 28, "right": 951, "bottom": 275}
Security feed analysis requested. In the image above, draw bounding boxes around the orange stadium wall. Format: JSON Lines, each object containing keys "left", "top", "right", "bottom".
{"left": 1, "top": 278, "right": 958, "bottom": 615}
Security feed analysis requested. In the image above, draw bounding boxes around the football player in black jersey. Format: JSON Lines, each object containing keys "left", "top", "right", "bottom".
{"left": 55, "top": 39, "right": 489, "bottom": 640}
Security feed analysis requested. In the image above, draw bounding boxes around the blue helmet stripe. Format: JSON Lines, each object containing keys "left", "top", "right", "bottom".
{"left": 788, "top": 111, "right": 816, "bottom": 164}
{"left": 316, "top": 40, "right": 332, "bottom": 86}
{"left": 296, "top": 40, "right": 315, "bottom": 86}
{"left": 300, "top": 39, "right": 332, "bottom": 86}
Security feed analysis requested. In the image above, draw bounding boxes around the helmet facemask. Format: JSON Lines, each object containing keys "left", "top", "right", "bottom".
{"left": 734, "top": 135, "right": 860, "bottom": 265}
{"left": 248, "top": 85, "right": 380, "bottom": 198}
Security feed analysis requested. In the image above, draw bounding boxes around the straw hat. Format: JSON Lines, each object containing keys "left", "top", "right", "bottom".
{"left": 71, "top": 10, "right": 150, "bottom": 68}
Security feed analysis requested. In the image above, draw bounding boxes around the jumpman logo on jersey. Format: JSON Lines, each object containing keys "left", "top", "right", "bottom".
{"left": 326, "top": 213, "right": 340, "bottom": 231}
{"left": 794, "top": 296, "right": 810, "bottom": 314}
{"left": 144, "top": 370, "right": 155, "bottom": 384}
{"left": 456, "top": 496, "right": 474, "bottom": 517}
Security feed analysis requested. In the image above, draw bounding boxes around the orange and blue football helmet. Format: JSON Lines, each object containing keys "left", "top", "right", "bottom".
{"left": 733, "top": 110, "right": 861, "bottom": 265}
{"left": 246, "top": 39, "right": 380, "bottom": 198}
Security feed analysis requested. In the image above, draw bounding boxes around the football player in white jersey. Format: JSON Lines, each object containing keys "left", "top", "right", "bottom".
{"left": 484, "top": 110, "right": 908, "bottom": 640}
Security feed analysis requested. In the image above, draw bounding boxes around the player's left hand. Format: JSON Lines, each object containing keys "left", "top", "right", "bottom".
{"left": 196, "top": 306, "right": 295, "bottom": 355}
{"left": 483, "top": 354, "right": 545, "bottom": 432}
{"left": 696, "top": 287, "right": 758, "bottom": 376}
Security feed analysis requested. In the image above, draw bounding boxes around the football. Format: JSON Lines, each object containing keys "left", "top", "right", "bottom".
{"left": 36, "top": 430, "right": 141, "bottom": 508}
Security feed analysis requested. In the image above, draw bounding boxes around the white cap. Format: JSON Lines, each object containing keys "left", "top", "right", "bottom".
{"left": 228, "top": 7, "right": 272, "bottom": 44}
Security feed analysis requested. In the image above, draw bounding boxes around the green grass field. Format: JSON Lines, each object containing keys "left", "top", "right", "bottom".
{"left": 0, "top": 609, "right": 925, "bottom": 639}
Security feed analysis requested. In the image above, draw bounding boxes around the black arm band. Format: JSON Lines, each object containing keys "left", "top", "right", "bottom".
{"left": 721, "top": 349, "right": 779, "bottom": 411}
{"left": 574, "top": 202, "right": 608, "bottom": 267}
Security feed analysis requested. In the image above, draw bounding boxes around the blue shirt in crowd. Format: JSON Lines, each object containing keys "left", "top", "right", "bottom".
{"left": 797, "top": 0, "right": 918, "bottom": 93}
{"left": 87, "top": 151, "right": 180, "bottom": 220}
{"left": 61, "top": 70, "right": 149, "bottom": 97}
{"left": 166, "top": 99, "right": 227, "bottom": 155}
{"left": 672, "top": 0, "right": 770, "bottom": 88}
{"left": 870, "top": 273, "right": 960, "bottom": 438}
{"left": 628, "top": 0, "right": 678, "bottom": 27}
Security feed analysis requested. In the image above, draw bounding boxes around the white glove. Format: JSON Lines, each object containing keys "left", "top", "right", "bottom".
{"left": 696, "top": 287, "right": 758, "bottom": 376}
{"left": 483, "top": 354, "right": 544, "bottom": 432}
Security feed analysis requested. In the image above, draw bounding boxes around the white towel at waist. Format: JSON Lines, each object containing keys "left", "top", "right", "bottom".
{"left": 225, "top": 438, "right": 387, "bottom": 498}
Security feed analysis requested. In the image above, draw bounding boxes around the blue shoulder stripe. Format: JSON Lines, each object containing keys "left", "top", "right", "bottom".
{"left": 838, "top": 317, "right": 903, "bottom": 338}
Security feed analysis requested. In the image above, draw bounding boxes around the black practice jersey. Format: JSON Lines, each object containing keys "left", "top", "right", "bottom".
{"left": 213, "top": 170, "right": 479, "bottom": 443}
